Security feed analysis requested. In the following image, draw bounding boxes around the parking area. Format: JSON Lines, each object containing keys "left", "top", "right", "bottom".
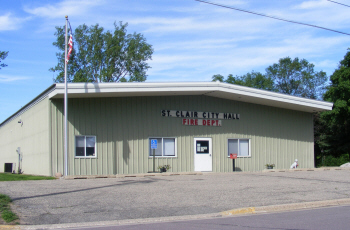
{"left": 1, "top": 169, "right": 350, "bottom": 225}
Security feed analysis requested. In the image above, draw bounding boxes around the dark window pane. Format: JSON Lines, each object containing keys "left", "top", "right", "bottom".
{"left": 196, "top": 141, "right": 209, "bottom": 154}
{"left": 86, "top": 147, "right": 95, "bottom": 156}
{"left": 86, "top": 137, "right": 96, "bottom": 156}
{"left": 76, "top": 136, "right": 85, "bottom": 156}
{"left": 76, "top": 147, "right": 85, "bottom": 156}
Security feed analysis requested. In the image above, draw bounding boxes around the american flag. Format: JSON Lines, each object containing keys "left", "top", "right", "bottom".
{"left": 66, "top": 33, "right": 73, "bottom": 63}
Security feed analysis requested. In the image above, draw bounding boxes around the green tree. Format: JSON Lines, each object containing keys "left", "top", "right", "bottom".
{"left": 0, "top": 51, "right": 9, "bottom": 70}
{"left": 213, "top": 57, "right": 327, "bottom": 99}
{"left": 265, "top": 57, "right": 327, "bottom": 99}
{"left": 212, "top": 71, "right": 275, "bottom": 91}
{"left": 320, "top": 49, "right": 350, "bottom": 162}
{"left": 50, "top": 22, "right": 153, "bottom": 83}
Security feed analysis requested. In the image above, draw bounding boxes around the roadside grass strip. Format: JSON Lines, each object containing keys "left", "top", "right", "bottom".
{"left": 0, "top": 173, "right": 56, "bottom": 181}
{"left": 0, "top": 194, "right": 18, "bottom": 223}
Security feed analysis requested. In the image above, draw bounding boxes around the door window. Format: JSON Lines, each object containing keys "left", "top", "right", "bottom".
{"left": 196, "top": 140, "right": 209, "bottom": 154}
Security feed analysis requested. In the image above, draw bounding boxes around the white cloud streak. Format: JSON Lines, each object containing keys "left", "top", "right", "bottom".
{"left": 297, "top": 0, "right": 329, "bottom": 9}
{"left": 0, "top": 75, "right": 30, "bottom": 82}
{"left": 0, "top": 13, "right": 28, "bottom": 31}
{"left": 23, "top": 0, "right": 105, "bottom": 19}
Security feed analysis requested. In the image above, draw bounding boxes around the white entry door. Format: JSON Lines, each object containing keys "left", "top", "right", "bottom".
{"left": 194, "top": 138, "right": 212, "bottom": 172}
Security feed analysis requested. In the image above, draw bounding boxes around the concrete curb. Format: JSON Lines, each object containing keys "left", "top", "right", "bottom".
{"left": 0, "top": 226, "right": 21, "bottom": 229}
{"left": 221, "top": 207, "right": 256, "bottom": 216}
{"left": 17, "top": 213, "right": 222, "bottom": 230}
{"left": 220, "top": 198, "right": 350, "bottom": 216}
{"left": 254, "top": 198, "right": 350, "bottom": 213}
{"left": 12, "top": 198, "right": 350, "bottom": 229}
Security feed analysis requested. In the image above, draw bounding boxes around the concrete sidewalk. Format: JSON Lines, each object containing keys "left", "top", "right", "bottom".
{"left": 1, "top": 168, "right": 350, "bottom": 229}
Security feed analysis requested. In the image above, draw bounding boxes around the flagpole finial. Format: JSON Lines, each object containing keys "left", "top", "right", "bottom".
{"left": 65, "top": 15, "right": 68, "bottom": 19}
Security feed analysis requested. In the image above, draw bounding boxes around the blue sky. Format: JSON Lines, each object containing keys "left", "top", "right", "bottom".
{"left": 1, "top": 0, "right": 350, "bottom": 123}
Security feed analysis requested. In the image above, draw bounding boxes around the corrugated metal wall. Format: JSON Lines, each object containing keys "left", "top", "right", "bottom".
{"left": 50, "top": 95, "right": 314, "bottom": 176}
{"left": 0, "top": 97, "right": 51, "bottom": 175}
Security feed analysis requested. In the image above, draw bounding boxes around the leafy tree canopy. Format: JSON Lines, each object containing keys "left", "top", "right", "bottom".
{"left": 266, "top": 57, "right": 327, "bottom": 99}
{"left": 50, "top": 22, "right": 153, "bottom": 83}
{"left": 320, "top": 49, "right": 350, "bottom": 159}
{"left": 212, "top": 71, "right": 275, "bottom": 91}
{"left": 213, "top": 57, "right": 328, "bottom": 100}
{"left": 0, "top": 51, "right": 9, "bottom": 70}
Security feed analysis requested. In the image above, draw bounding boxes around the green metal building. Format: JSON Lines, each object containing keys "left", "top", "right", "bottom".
{"left": 0, "top": 82, "right": 333, "bottom": 176}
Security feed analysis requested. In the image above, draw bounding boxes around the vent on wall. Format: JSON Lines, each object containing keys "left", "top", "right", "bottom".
{"left": 4, "top": 163, "right": 16, "bottom": 173}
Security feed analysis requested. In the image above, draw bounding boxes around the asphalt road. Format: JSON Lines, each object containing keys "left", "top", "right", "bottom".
{"left": 63, "top": 205, "right": 350, "bottom": 230}
{"left": 1, "top": 170, "right": 350, "bottom": 226}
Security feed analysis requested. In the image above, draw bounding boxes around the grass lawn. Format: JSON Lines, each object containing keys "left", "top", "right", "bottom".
{"left": 0, "top": 173, "right": 56, "bottom": 181}
{"left": 0, "top": 194, "right": 18, "bottom": 223}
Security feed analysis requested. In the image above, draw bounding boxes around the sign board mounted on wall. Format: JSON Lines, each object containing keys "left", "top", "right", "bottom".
{"left": 161, "top": 110, "right": 240, "bottom": 127}
{"left": 151, "top": 139, "right": 158, "bottom": 149}
{"left": 161, "top": 110, "right": 240, "bottom": 120}
{"left": 182, "top": 119, "right": 222, "bottom": 126}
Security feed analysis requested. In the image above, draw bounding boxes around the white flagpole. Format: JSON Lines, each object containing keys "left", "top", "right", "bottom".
{"left": 64, "top": 15, "right": 68, "bottom": 176}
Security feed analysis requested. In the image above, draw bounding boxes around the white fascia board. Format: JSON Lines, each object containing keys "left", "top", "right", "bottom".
{"left": 50, "top": 82, "right": 213, "bottom": 94}
{"left": 48, "top": 82, "right": 333, "bottom": 112}
{"left": 215, "top": 83, "right": 332, "bottom": 111}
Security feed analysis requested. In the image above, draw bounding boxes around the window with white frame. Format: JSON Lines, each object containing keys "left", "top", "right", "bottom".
{"left": 149, "top": 138, "right": 176, "bottom": 157}
{"left": 228, "top": 139, "right": 250, "bottom": 157}
{"left": 75, "top": 136, "right": 96, "bottom": 157}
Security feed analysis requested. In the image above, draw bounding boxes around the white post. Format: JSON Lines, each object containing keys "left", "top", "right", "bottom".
{"left": 16, "top": 147, "right": 21, "bottom": 174}
{"left": 64, "top": 16, "right": 68, "bottom": 176}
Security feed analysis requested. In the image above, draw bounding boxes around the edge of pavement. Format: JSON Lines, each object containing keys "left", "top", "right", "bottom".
{"left": 5, "top": 198, "right": 350, "bottom": 230}
{"left": 221, "top": 197, "right": 350, "bottom": 216}
{"left": 60, "top": 166, "right": 350, "bottom": 180}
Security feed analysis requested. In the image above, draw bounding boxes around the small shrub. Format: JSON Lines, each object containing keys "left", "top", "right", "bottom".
{"left": 0, "top": 194, "right": 18, "bottom": 223}
{"left": 1, "top": 209, "right": 18, "bottom": 223}
{"left": 316, "top": 154, "right": 349, "bottom": 167}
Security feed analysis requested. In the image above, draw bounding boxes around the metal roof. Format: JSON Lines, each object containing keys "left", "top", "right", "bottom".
{"left": 49, "top": 82, "right": 333, "bottom": 113}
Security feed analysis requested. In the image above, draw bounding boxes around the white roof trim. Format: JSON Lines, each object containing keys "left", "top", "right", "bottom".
{"left": 48, "top": 82, "right": 333, "bottom": 112}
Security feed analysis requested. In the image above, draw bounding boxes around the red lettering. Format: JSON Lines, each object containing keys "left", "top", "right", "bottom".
{"left": 195, "top": 119, "right": 198, "bottom": 125}
{"left": 182, "top": 119, "right": 187, "bottom": 125}
{"left": 207, "top": 120, "right": 211, "bottom": 126}
{"left": 203, "top": 120, "right": 206, "bottom": 126}
{"left": 211, "top": 120, "right": 215, "bottom": 126}
{"left": 216, "top": 120, "right": 219, "bottom": 126}
{"left": 190, "top": 119, "right": 195, "bottom": 125}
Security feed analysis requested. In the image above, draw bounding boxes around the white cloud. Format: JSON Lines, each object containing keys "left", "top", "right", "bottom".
{"left": 147, "top": 27, "right": 348, "bottom": 82}
{"left": 297, "top": 0, "right": 329, "bottom": 9}
{"left": 129, "top": 15, "right": 271, "bottom": 35}
{"left": 0, "top": 74, "right": 30, "bottom": 82}
{"left": 0, "top": 13, "right": 28, "bottom": 31}
{"left": 23, "top": 0, "right": 105, "bottom": 19}
{"left": 290, "top": 0, "right": 350, "bottom": 29}
{"left": 154, "top": 38, "right": 251, "bottom": 51}
{"left": 315, "top": 59, "right": 338, "bottom": 70}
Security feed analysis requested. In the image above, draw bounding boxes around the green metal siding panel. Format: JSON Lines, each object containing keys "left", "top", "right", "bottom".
{"left": 0, "top": 97, "right": 51, "bottom": 175}
{"left": 50, "top": 95, "right": 314, "bottom": 176}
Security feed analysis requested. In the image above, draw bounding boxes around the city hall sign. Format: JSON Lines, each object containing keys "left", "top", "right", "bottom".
{"left": 161, "top": 110, "right": 240, "bottom": 127}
